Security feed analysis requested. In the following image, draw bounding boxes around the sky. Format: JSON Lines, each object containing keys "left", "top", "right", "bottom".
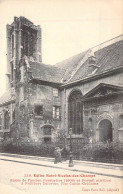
{"left": 0, "top": 0, "right": 123, "bottom": 96}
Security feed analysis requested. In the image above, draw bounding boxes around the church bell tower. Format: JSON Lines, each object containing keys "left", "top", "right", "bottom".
{"left": 6, "top": 16, "right": 42, "bottom": 88}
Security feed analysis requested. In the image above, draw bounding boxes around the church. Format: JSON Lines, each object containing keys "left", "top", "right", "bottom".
{"left": 0, "top": 16, "right": 123, "bottom": 144}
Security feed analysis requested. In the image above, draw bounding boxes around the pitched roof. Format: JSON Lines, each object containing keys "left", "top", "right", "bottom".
{"left": 55, "top": 50, "right": 88, "bottom": 82}
{"left": 55, "top": 35, "right": 123, "bottom": 84}
{"left": 0, "top": 89, "right": 15, "bottom": 106}
{"left": 69, "top": 39, "right": 123, "bottom": 83}
{"left": 29, "top": 61, "right": 65, "bottom": 83}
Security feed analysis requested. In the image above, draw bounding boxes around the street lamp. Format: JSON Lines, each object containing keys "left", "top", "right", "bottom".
{"left": 68, "top": 128, "right": 74, "bottom": 167}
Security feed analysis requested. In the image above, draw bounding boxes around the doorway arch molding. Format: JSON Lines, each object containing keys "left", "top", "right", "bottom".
{"left": 67, "top": 88, "right": 83, "bottom": 101}
{"left": 39, "top": 124, "right": 55, "bottom": 143}
{"left": 96, "top": 113, "right": 114, "bottom": 142}
{"left": 40, "top": 124, "right": 55, "bottom": 130}
{"left": 96, "top": 113, "right": 114, "bottom": 130}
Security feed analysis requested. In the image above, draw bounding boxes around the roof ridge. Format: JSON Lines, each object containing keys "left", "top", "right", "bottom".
{"left": 92, "top": 34, "right": 123, "bottom": 52}
{"left": 32, "top": 61, "right": 64, "bottom": 70}
{"left": 55, "top": 34, "right": 123, "bottom": 67}
{"left": 55, "top": 50, "right": 87, "bottom": 66}
{"left": 64, "top": 49, "right": 90, "bottom": 83}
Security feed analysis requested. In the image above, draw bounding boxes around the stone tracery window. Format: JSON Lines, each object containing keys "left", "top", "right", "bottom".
{"left": 23, "top": 28, "right": 37, "bottom": 58}
{"left": 12, "top": 109, "right": 15, "bottom": 121}
{"left": 4, "top": 111, "right": 10, "bottom": 129}
{"left": 68, "top": 90, "right": 83, "bottom": 134}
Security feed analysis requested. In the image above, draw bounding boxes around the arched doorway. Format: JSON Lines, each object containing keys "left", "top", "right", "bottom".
{"left": 68, "top": 90, "right": 83, "bottom": 134}
{"left": 99, "top": 119, "right": 113, "bottom": 142}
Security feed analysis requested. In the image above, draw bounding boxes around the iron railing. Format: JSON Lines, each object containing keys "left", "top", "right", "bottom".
{"left": 0, "top": 140, "right": 123, "bottom": 163}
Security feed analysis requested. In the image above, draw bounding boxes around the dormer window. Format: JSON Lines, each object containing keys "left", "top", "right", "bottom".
{"left": 88, "top": 50, "right": 96, "bottom": 65}
{"left": 88, "top": 50, "right": 100, "bottom": 75}
{"left": 53, "top": 88, "right": 58, "bottom": 97}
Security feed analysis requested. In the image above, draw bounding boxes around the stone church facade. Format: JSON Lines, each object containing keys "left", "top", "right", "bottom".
{"left": 0, "top": 16, "right": 123, "bottom": 144}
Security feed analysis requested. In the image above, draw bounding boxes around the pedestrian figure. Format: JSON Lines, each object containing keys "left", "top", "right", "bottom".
{"left": 57, "top": 147, "right": 63, "bottom": 163}
{"left": 54, "top": 147, "right": 59, "bottom": 164}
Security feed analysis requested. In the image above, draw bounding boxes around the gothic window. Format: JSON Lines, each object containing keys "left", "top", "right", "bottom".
{"left": 20, "top": 66, "right": 24, "bottom": 82}
{"left": 4, "top": 111, "right": 10, "bottom": 129}
{"left": 11, "top": 62, "right": 14, "bottom": 82}
{"left": 68, "top": 90, "right": 83, "bottom": 134}
{"left": 88, "top": 118, "right": 93, "bottom": 129}
{"left": 53, "top": 106, "right": 60, "bottom": 119}
{"left": 29, "top": 34, "right": 36, "bottom": 57}
{"left": 24, "top": 32, "right": 29, "bottom": 56}
{"left": 0, "top": 114, "right": 2, "bottom": 130}
{"left": 19, "top": 87, "right": 24, "bottom": 102}
{"left": 34, "top": 105, "right": 43, "bottom": 116}
{"left": 12, "top": 109, "right": 15, "bottom": 121}
{"left": 53, "top": 88, "right": 59, "bottom": 97}
{"left": 11, "top": 34, "right": 14, "bottom": 58}
{"left": 119, "top": 114, "right": 123, "bottom": 128}
{"left": 23, "top": 28, "right": 37, "bottom": 58}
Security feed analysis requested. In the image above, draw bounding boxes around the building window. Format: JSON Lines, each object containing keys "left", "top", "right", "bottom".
{"left": 68, "top": 90, "right": 83, "bottom": 134}
{"left": 43, "top": 126, "right": 52, "bottom": 135}
{"left": 20, "top": 66, "right": 24, "bottom": 82}
{"left": 11, "top": 34, "right": 14, "bottom": 58}
{"left": 34, "top": 105, "right": 43, "bottom": 116}
{"left": 23, "top": 28, "right": 37, "bottom": 58}
{"left": 4, "top": 111, "right": 10, "bottom": 129}
{"left": 11, "top": 62, "right": 14, "bottom": 82}
{"left": 24, "top": 32, "right": 29, "bottom": 56}
{"left": 12, "top": 110, "right": 15, "bottom": 121}
{"left": 19, "top": 87, "right": 24, "bottom": 102}
{"left": 53, "top": 106, "right": 60, "bottom": 119}
{"left": 41, "top": 125, "right": 53, "bottom": 143}
{"left": 53, "top": 88, "right": 58, "bottom": 97}
{"left": 0, "top": 114, "right": 2, "bottom": 130}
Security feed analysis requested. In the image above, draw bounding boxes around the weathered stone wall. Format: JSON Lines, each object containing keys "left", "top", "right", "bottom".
{"left": 0, "top": 102, "right": 15, "bottom": 139}
{"left": 62, "top": 72, "right": 123, "bottom": 142}
{"left": 28, "top": 83, "right": 62, "bottom": 141}
{"left": 84, "top": 99, "right": 123, "bottom": 143}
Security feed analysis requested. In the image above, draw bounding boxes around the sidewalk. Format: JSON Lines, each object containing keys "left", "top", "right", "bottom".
{"left": 0, "top": 153, "right": 123, "bottom": 178}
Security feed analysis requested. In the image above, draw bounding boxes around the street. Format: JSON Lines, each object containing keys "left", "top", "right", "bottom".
{"left": 0, "top": 158, "right": 122, "bottom": 194}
